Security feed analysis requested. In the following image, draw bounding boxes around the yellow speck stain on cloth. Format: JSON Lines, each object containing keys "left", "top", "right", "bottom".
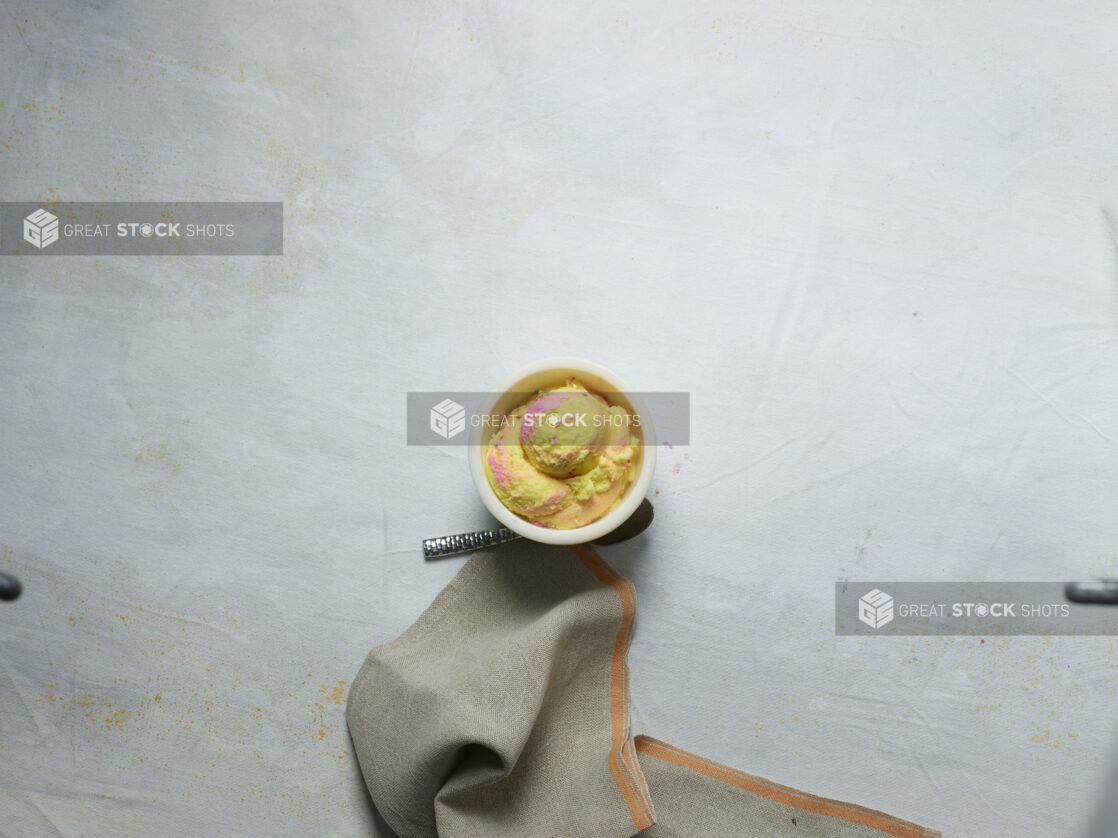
{"left": 105, "top": 709, "right": 130, "bottom": 728}
{"left": 130, "top": 436, "right": 182, "bottom": 474}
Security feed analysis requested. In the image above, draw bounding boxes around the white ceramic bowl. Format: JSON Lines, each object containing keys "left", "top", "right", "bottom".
{"left": 468, "top": 357, "right": 657, "bottom": 546}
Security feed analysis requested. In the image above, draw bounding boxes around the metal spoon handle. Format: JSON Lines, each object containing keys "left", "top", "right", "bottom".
{"left": 0, "top": 571, "right": 22, "bottom": 601}
{"left": 422, "top": 527, "right": 521, "bottom": 559}
{"left": 1065, "top": 579, "right": 1118, "bottom": 604}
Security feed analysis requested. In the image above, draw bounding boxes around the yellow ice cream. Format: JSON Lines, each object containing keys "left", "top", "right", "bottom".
{"left": 484, "top": 378, "right": 639, "bottom": 529}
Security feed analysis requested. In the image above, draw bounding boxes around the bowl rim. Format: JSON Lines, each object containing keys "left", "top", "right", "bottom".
{"left": 468, "top": 356, "right": 657, "bottom": 545}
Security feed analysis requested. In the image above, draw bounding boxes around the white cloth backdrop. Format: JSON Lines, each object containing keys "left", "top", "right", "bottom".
{"left": 2, "top": 2, "right": 1117, "bottom": 836}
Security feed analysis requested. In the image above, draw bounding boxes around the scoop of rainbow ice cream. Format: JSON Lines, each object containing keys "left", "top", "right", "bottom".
{"left": 520, "top": 389, "right": 610, "bottom": 477}
{"left": 484, "top": 379, "right": 638, "bottom": 529}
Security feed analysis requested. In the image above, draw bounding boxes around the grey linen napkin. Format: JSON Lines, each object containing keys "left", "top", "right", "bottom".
{"left": 346, "top": 542, "right": 938, "bottom": 838}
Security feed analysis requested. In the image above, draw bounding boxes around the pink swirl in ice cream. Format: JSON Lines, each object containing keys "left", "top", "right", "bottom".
{"left": 484, "top": 378, "right": 639, "bottom": 529}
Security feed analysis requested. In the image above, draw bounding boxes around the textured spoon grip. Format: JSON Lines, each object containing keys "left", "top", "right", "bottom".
{"left": 422, "top": 527, "right": 521, "bottom": 559}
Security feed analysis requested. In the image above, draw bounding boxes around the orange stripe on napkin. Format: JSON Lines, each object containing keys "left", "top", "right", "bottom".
{"left": 571, "top": 544, "right": 656, "bottom": 831}
{"left": 634, "top": 736, "right": 940, "bottom": 838}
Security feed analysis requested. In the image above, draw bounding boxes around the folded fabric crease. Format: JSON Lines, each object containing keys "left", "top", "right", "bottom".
{"left": 346, "top": 542, "right": 938, "bottom": 838}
